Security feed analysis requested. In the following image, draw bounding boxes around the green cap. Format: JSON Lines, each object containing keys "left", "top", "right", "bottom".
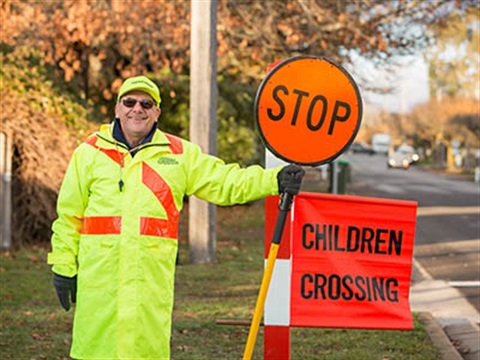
{"left": 117, "top": 76, "right": 161, "bottom": 105}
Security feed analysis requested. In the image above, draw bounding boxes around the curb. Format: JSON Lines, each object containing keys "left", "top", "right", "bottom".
{"left": 417, "top": 312, "right": 463, "bottom": 360}
{"left": 444, "top": 322, "right": 480, "bottom": 360}
{"left": 411, "top": 259, "right": 480, "bottom": 360}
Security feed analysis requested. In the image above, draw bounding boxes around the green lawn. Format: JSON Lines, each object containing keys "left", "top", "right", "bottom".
{"left": 0, "top": 200, "right": 441, "bottom": 359}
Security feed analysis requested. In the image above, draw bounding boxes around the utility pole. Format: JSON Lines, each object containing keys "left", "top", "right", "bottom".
{"left": 189, "top": 0, "right": 218, "bottom": 263}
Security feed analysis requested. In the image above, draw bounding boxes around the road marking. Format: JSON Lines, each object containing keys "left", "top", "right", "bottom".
{"left": 408, "top": 185, "right": 446, "bottom": 194}
{"left": 376, "top": 184, "right": 404, "bottom": 194}
{"left": 448, "top": 281, "right": 480, "bottom": 288}
{"left": 414, "top": 239, "right": 479, "bottom": 256}
{"left": 417, "top": 206, "right": 480, "bottom": 216}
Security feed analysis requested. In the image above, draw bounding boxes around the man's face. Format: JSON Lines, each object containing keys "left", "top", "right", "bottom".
{"left": 115, "top": 90, "right": 161, "bottom": 145}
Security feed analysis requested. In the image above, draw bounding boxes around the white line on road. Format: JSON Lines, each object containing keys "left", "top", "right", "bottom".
{"left": 417, "top": 206, "right": 480, "bottom": 216}
{"left": 448, "top": 281, "right": 480, "bottom": 288}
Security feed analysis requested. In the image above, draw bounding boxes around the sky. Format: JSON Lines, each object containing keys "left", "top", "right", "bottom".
{"left": 367, "top": 56, "right": 430, "bottom": 113}
{"left": 347, "top": 54, "right": 431, "bottom": 114}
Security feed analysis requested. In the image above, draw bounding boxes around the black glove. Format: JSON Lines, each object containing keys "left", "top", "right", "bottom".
{"left": 52, "top": 273, "right": 77, "bottom": 311}
{"left": 277, "top": 164, "right": 305, "bottom": 195}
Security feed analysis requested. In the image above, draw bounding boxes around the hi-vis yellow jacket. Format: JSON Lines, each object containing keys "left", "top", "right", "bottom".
{"left": 48, "top": 123, "right": 281, "bottom": 359}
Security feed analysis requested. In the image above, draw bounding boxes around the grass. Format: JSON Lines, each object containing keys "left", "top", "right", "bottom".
{"left": 0, "top": 198, "right": 442, "bottom": 359}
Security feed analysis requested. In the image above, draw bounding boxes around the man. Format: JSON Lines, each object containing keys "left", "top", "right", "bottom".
{"left": 48, "top": 75, "right": 304, "bottom": 359}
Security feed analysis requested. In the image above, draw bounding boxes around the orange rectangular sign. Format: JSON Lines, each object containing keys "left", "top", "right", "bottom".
{"left": 290, "top": 192, "right": 417, "bottom": 330}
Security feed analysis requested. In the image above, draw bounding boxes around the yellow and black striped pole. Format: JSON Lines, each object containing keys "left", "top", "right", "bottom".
{"left": 243, "top": 191, "right": 295, "bottom": 360}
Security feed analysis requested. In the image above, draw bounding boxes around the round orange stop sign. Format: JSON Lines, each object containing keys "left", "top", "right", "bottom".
{"left": 256, "top": 56, "right": 363, "bottom": 166}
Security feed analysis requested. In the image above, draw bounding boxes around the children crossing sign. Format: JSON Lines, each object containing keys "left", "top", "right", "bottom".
{"left": 262, "top": 193, "right": 417, "bottom": 359}
{"left": 255, "top": 56, "right": 363, "bottom": 166}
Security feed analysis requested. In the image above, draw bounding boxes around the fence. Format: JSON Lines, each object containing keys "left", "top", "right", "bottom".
{"left": 0, "top": 131, "right": 12, "bottom": 250}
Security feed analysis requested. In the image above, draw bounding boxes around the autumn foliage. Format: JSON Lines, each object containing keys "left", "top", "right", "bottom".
{"left": 0, "top": 0, "right": 478, "bottom": 246}
{"left": 2, "top": 0, "right": 467, "bottom": 104}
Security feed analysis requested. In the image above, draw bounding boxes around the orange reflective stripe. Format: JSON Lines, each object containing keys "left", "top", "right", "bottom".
{"left": 81, "top": 216, "right": 122, "bottom": 235}
{"left": 85, "top": 136, "right": 124, "bottom": 167}
{"left": 142, "top": 162, "right": 179, "bottom": 239}
{"left": 164, "top": 133, "right": 183, "bottom": 154}
{"left": 140, "top": 217, "right": 178, "bottom": 239}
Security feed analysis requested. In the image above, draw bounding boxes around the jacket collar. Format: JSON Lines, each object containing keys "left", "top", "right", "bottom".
{"left": 112, "top": 117, "right": 157, "bottom": 150}
{"left": 96, "top": 121, "right": 173, "bottom": 148}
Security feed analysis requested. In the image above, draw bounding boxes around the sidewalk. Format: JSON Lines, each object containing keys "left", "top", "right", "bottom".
{"left": 411, "top": 259, "right": 480, "bottom": 360}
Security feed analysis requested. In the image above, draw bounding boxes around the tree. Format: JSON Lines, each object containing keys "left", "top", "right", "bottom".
{"left": 407, "top": 98, "right": 479, "bottom": 147}
{"left": 424, "top": 0, "right": 480, "bottom": 99}
{"left": 2, "top": 0, "right": 478, "bottom": 247}
{"left": 3, "top": 0, "right": 473, "bottom": 102}
{"left": 1, "top": 0, "right": 191, "bottom": 109}
{"left": 216, "top": 0, "right": 472, "bottom": 87}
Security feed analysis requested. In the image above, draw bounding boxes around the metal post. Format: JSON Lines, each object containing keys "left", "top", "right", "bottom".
{"left": 331, "top": 161, "right": 338, "bottom": 194}
{"left": 0, "top": 132, "right": 12, "bottom": 250}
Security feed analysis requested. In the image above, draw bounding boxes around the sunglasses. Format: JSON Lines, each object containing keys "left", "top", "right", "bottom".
{"left": 121, "top": 97, "right": 155, "bottom": 110}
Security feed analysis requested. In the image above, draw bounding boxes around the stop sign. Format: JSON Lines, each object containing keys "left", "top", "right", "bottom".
{"left": 256, "top": 56, "right": 363, "bottom": 166}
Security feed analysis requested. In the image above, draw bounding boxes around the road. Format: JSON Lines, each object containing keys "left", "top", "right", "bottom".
{"left": 341, "top": 152, "right": 480, "bottom": 313}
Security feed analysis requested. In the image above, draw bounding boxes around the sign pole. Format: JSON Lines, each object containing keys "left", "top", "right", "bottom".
{"left": 331, "top": 161, "right": 338, "bottom": 194}
{"left": 243, "top": 191, "right": 296, "bottom": 360}
{"left": 245, "top": 55, "right": 363, "bottom": 359}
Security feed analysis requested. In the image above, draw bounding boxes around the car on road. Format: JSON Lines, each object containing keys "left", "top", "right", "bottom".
{"left": 387, "top": 145, "right": 420, "bottom": 169}
{"left": 349, "top": 142, "right": 375, "bottom": 154}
